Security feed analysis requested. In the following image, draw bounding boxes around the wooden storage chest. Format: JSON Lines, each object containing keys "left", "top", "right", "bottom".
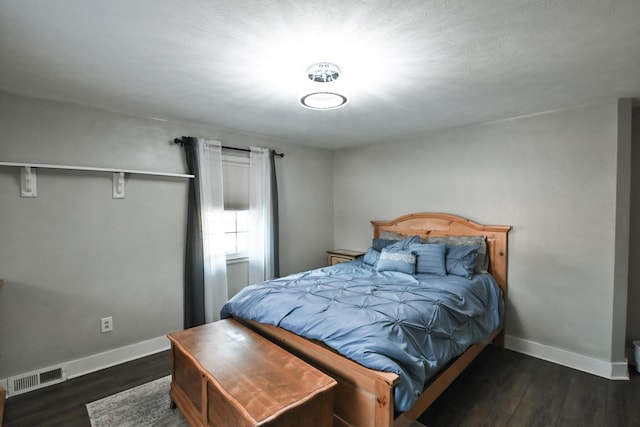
{"left": 168, "top": 319, "right": 337, "bottom": 427}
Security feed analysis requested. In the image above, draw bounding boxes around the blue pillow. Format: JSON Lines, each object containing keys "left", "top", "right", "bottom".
{"left": 409, "top": 243, "right": 447, "bottom": 276}
{"left": 376, "top": 248, "right": 416, "bottom": 274}
{"left": 445, "top": 245, "right": 479, "bottom": 279}
{"left": 424, "top": 236, "right": 488, "bottom": 273}
{"left": 363, "top": 247, "right": 381, "bottom": 266}
{"left": 372, "top": 238, "right": 398, "bottom": 251}
{"left": 385, "top": 235, "right": 420, "bottom": 250}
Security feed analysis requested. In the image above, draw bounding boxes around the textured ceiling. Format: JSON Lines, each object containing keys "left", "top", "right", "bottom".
{"left": 1, "top": 0, "right": 639, "bottom": 149}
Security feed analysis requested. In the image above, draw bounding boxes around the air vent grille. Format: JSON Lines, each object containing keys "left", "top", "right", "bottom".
{"left": 13, "top": 373, "right": 38, "bottom": 393}
{"left": 8, "top": 366, "right": 66, "bottom": 396}
{"left": 40, "top": 367, "right": 63, "bottom": 384}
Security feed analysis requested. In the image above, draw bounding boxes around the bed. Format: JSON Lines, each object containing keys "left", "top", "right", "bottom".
{"left": 224, "top": 213, "right": 510, "bottom": 427}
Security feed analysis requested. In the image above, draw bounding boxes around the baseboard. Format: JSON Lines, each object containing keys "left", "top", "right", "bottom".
{"left": 65, "top": 336, "right": 170, "bottom": 379}
{"left": 1, "top": 336, "right": 170, "bottom": 398}
{"left": 505, "top": 335, "right": 629, "bottom": 380}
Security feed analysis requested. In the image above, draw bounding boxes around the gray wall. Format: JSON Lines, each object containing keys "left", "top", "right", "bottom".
{"left": 0, "top": 91, "right": 334, "bottom": 379}
{"left": 613, "top": 99, "right": 632, "bottom": 362}
{"left": 333, "top": 100, "right": 629, "bottom": 366}
{"left": 628, "top": 106, "right": 640, "bottom": 349}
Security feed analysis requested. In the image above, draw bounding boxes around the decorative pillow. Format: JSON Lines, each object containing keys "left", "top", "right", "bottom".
{"left": 363, "top": 247, "right": 381, "bottom": 266}
{"left": 385, "top": 235, "right": 420, "bottom": 250}
{"left": 423, "top": 235, "right": 488, "bottom": 272}
{"left": 409, "top": 243, "right": 447, "bottom": 276}
{"left": 372, "top": 238, "right": 398, "bottom": 251}
{"left": 445, "top": 245, "right": 479, "bottom": 279}
{"left": 376, "top": 248, "right": 416, "bottom": 274}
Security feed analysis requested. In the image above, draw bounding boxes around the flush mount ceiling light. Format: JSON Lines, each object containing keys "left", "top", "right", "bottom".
{"left": 300, "top": 62, "right": 348, "bottom": 110}
{"left": 307, "top": 62, "right": 340, "bottom": 82}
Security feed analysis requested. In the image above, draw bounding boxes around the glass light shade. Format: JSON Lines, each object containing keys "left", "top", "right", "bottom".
{"left": 300, "top": 91, "right": 348, "bottom": 110}
{"left": 307, "top": 63, "right": 340, "bottom": 83}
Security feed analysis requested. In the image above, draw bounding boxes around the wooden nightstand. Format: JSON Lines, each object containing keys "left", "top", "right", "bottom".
{"left": 326, "top": 249, "right": 365, "bottom": 266}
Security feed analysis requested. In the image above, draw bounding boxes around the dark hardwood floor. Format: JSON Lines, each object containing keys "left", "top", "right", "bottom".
{"left": 3, "top": 350, "right": 171, "bottom": 427}
{"left": 3, "top": 347, "right": 640, "bottom": 426}
{"left": 418, "top": 347, "right": 640, "bottom": 427}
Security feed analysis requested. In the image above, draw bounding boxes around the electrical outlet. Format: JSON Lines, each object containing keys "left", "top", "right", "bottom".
{"left": 101, "top": 316, "right": 113, "bottom": 333}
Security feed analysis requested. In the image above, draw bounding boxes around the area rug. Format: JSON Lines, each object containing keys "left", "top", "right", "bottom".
{"left": 87, "top": 376, "right": 188, "bottom": 427}
{"left": 87, "top": 375, "right": 427, "bottom": 427}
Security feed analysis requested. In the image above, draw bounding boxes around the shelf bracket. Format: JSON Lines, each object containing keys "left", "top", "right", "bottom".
{"left": 20, "top": 166, "right": 37, "bottom": 198}
{"left": 112, "top": 172, "right": 125, "bottom": 199}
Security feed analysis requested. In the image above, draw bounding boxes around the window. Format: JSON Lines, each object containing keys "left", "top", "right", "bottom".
{"left": 223, "top": 210, "right": 248, "bottom": 259}
{"left": 222, "top": 154, "right": 249, "bottom": 260}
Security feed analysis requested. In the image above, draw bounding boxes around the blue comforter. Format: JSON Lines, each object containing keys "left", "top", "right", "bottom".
{"left": 220, "top": 261, "right": 503, "bottom": 411}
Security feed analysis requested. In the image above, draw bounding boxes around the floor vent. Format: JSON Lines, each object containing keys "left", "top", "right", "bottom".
{"left": 8, "top": 366, "right": 66, "bottom": 396}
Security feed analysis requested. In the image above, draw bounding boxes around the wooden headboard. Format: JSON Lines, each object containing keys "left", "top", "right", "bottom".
{"left": 371, "top": 212, "right": 511, "bottom": 299}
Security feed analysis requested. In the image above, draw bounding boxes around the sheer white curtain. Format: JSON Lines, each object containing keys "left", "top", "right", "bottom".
{"left": 197, "top": 139, "right": 228, "bottom": 322}
{"left": 249, "top": 147, "right": 277, "bottom": 283}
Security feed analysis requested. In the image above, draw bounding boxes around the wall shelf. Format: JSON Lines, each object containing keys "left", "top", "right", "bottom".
{"left": 0, "top": 161, "right": 194, "bottom": 178}
{"left": 0, "top": 161, "right": 194, "bottom": 199}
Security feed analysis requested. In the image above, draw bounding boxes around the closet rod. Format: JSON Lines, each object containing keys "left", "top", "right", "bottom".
{"left": 173, "top": 137, "right": 285, "bottom": 158}
{"left": 0, "top": 161, "right": 194, "bottom": 178}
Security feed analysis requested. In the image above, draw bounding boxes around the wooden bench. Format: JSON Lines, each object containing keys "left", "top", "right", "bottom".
{"left": 168, "top": 319, "right": 337, "bottom": 427}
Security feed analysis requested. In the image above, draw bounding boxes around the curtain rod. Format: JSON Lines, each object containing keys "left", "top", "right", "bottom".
{"left": 173, "top": 137, "right": 284, "bottom": 158}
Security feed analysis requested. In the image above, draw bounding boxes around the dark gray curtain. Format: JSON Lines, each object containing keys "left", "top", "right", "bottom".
{"left": 269, "top": 150, "right": 280, "bottom": 278}
{"left": 182, "top": 137, "right": 205, "bottom": 328}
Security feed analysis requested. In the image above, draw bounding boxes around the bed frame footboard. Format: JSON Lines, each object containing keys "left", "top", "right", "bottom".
{"left": 238, "top": 319, "right": 399, "bottom": 427}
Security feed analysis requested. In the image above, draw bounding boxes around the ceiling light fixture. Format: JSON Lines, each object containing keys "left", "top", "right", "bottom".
{"left": 300, "top": 63, "right": 348, "bottom": 110}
